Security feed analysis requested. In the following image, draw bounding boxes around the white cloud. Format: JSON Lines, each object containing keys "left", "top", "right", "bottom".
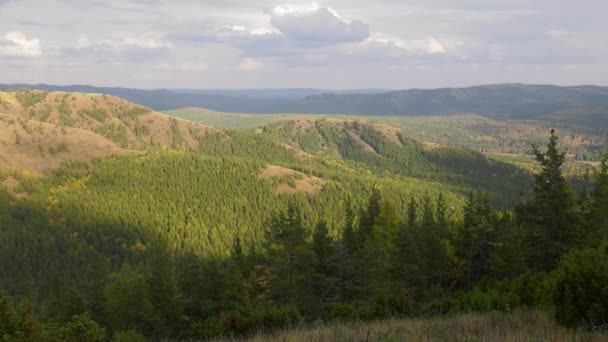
{"left": 0, "top": 31, "right": 41, "bottom": 57}
{"left": 369, "top": 35, "right": 460, "bottom": 55}
{"left": 97, "top": 32, "right": 171, "bottom": 50}
{"left": 56, "top": 32, "right": 173, "bottom": 64}
{"left": 270, "top": 3, "right": 369, "bottom": 44}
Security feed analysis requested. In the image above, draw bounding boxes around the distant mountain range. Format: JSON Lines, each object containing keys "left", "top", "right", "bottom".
{"left": 2, "top": 83, "right": 608, "bottom": 127}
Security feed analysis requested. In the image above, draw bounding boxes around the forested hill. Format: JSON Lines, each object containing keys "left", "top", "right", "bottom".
{"left": 3, "top": 83, "right": 608, "bottom": 128}
{"left": 290, "top": 84, "right": 608, "bottom": 125}
{"left": 0, "top": 90, "right": 607, "bottom": 340}
{"left": 0, "top": 89, "right": 532, "bottom": 205}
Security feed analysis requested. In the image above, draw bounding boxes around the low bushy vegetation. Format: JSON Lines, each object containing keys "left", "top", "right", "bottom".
{"left": 14, "top": 90, "right": 48, "bottom": 107}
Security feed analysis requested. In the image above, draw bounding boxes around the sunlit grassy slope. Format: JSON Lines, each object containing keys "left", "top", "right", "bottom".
{"left": 227, "top": 310, "right": 607, "bottom": 342}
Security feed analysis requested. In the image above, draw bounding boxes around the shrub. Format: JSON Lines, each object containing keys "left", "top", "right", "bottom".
{"left": 80, "top": 107, "right": 108, "bottom": 122}
{"left": 112, "top": 329, "right": 147, "bottom": 342}
{"left": 56, "top": 313, "right": 106, "bottom": 342}
{"left": 322, "top": 303, "right": 357, "bottom": 321}
{"left": 552, "top": 243, "right": 608, "bottom": 328}
{"left": 15, "top": 90, "right": 47, "bottom": 107}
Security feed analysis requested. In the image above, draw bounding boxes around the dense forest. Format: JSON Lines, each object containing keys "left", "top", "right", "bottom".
{"left": 0, "top": 129, "right": 607, "bottom": 340}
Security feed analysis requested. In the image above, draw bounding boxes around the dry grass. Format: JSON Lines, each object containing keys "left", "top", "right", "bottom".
{"left": 0, "top": 91, "right": 221, "bottom": 173}
{"left": 0, "top": 113, "right": 125, "bottom": 173}
{"left": 260, "top": 165, "right": 326, "bottom": 195}
{"left": 226, "top": 310, "right": 607, "bottom": 342}
{"left": 0, "top": 91, "right": 218, "bottom": 149}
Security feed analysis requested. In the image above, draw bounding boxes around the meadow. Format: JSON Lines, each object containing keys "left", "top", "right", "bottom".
{"left": 228, "top": 310, "right": 607, "bottom": 342}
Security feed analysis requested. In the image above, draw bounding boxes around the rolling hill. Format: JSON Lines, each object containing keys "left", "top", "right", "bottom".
{"left": 0, "top": 90, "right": 218, "bottom": 172}
{"left": 3, "top": 83, "right": 608, "bottom": 128}
{"left": 0, "top": 90, "right": 533, "bottom": 209}
{"left": 0, "top": 90, "right": 605, "bottom": 340}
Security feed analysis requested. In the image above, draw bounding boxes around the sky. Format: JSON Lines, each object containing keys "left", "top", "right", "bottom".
{"left": 0, "top": 0, "right": 607, "bottom": 89}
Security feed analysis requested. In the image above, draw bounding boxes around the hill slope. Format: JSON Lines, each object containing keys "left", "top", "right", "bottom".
{"left": 0, "top": 91, "right": 533, "bottom": 205}
{"left": 0, "top": 90, "right": 218, "bottom": 171}
{"left": 3, "top": 83, "right": 608, "bottom": 128}
{"left": 289, "top": 84, "right": 608, "bottom": 126}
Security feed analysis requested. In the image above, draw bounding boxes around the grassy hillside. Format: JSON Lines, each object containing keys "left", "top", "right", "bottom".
{"left": 0, "top": 113, "right": 125, "bottom": 173}
{"left": 0, "top": 90, "right": 221, "bottom": 172}
{"left": 164, "top": 107, "right": 282, "bottom": 128}
{"left": 0, "top": 89, "right": 217, "bottom": 149}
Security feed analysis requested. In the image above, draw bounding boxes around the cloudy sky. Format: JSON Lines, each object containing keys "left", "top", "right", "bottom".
{"left": 1, "top": 0, "right": 607, "bottom": 89}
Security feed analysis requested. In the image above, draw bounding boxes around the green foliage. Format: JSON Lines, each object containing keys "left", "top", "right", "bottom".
{"left": 517, "top": 130, "right": 583, "bottom": 271}
{"left": 48, "top": 143, "right": 69, "bottom": 155}
{"left": 589, "top": 153, "right": 608, "bottom": 240}
{"left": 553, "top": 243, "right": 608, "bottom": 328}
{"left": 170, "top": 118, "right": 183, "bottom": 148}
{"left": 95, "top": 123, "right": 128, "bottom": 147}
{"left": 134, "top": 122, "right": 150, "bottom": 138}
{"left": 111, "top": 329, "right": 147, "bottom": 342}
{"left": 39, "top": 105, "right": 52, "bottom": 122}
{"left": 59, "top": 99, "right": 74, "bottom": 126}
{"left": 0, "top": 291, "right": 47, "bottom": 341}
{"left": 80, "top": 107, "right": 108, "bottom": 122}
{"left": 14, "top": 90, "right": 48, "bottom": 107}
{"left": 58, "top": 313, "right": 106, "bottom": 342}
{"left": 119, "top": 106, "right": 149, "bottom": 121}
{"left": 19, "top": 119, "right": 33, "bottom": 134}
{"left": 0, "top": 129, "right": 605, "bottom": 339}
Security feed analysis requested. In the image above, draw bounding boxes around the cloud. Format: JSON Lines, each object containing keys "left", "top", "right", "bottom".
{"left": 269, "top": 3, "right": 369, "bottom": 44}
{"left": 0, "top": 31, "right": 41, "bottom": 57}
{"left": 168, "top": 3, "right": 462, "bottom": 68}
{"left": 63, "top": 32, "right": 171, "bottom": 63}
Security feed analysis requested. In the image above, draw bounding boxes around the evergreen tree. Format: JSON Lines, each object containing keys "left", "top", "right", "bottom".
{"left": 407, "top": 197, "right": 419, "bottom": 230}
{"left": 265, "top": 203, "right": 314, "bottom": 311}
{"left": 359, "top": 186, "right": 382, "bottom": 240}
{"left": 590, "top": 152, "right": 608, "bottom": 240}
{"left": 146, "top": 245, "right": 182, "bottom": 336}
{"left": 311, "top": 220, "right": 338, "bottom": 303}
{"left": 518, "top": 130, "right": 582, "bottom": 271}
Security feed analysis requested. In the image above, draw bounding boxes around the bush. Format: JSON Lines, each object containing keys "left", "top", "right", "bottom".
{"left": 243, "top": 306, "right": 300, "bottom": 332}
{"left": 112, "top": 329, "right": 147, "bottom": 342}
{"left": 189, "top": 307, "right": 300, "bottom": 338}
{"left": 15, "top": 90, "right": 47, "bottom": 107}
{"left": 452, "top": 273, "right": 555, "bottom": 313}
{"left": 189, "top": 317, "right": 226, "bottom": 339}
{"left": 552, "top": 243, "right": 608, "bottom": 328}
{"left": 322, "top": 303, "right": 357, "bottom": 321}
{"left": 57, "top": 313, "right": 106, "bottom": 342}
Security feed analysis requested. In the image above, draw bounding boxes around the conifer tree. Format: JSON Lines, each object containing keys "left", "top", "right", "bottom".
{"left": 590, "top": 152, "right": 608, "bottom": 240}
{"left": 265, "top": 203, "right": 314, "bottom": 309}
{"left": 312, "top": 220, "right": 338, "bottom": 303}
{"left": 519, "top": 130, "right": 582, "bottom": 271}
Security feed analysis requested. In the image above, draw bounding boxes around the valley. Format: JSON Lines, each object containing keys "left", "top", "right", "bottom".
{"left": 0, "top": 88, "right": 606, "bottom": 341}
